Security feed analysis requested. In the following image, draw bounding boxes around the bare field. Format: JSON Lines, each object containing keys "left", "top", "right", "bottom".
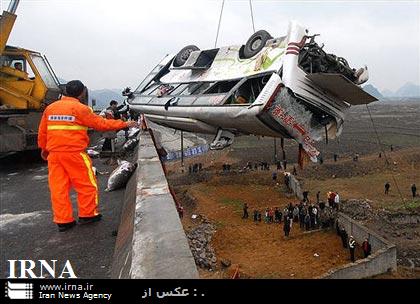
{"left": 170, "top": 173, "right": 356, "bottom": 279}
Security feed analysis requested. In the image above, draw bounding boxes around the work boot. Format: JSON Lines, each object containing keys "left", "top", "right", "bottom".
{"left": 57, "top": 221, "right": 76, "bottom": 232}
{"left": 78, "top": 214, "right": 102, "bottom": 225}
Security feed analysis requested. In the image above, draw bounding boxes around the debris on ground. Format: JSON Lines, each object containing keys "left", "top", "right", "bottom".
{"left": 186, "top": 221, "right": 217, "bottom": 270}
{"left": 123, "top": 138, "right": 139, "bottom": 152}
{"left": 105, "top": 160, "right": 137, "bottom": 191}
{"left": 87, "top": 149, "right": 100, "bottom": 158}
{"left": 340, "top": 199, "right": 375, "bottom": 220}
{"left": 220, "top": 259, "right": 231, "bottom": 268}
{"left": 127, "top": 127, "right": 140, "bottom": 138}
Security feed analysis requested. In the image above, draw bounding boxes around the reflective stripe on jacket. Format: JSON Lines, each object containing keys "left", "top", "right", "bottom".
{"left": 38, "top": 96, "right": 128, "bottom": 152}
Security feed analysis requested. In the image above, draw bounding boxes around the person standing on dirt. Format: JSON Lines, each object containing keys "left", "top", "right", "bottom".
{"left": 269, "top": 207, "right": 275, "bottom": 223}
{"left": 242, "top": 203, "right": 249, "bottom": 219}
{"left": 283, "top": 216, "right": 291, "bottom": 237}
{"left": 340, "top": 227, "right": 348, "bottom": 249}
{"left": 293, "top": 205, "right": 299, "bottom": 222}
{"left": 312, "top": 205, "right": 318, "bottom": 228}
{"left": 284, "top": 173, "right": 290, "bottom": 188}
{"left": 334, "top": 192, "right": 340, "bottom": 211}
{"left": 334, "top": 153, "right": 338, "bottom": 162}
{"left": 274, "top": 207, "right": 280, "bottom": 223}
{"left": 304, "top": 212, "right": 311, "bottom": 231}
{"left": 264, "top": 208, "right": 270, "bottom": 223}
{"left": 283, "top": 207, "right": 289, "bottom": 222}
{"left": 253, "top": 209, "right": 258, "bottom": 222}
{"left": 178, "top": 206, "right": 184, "bottom": 219}
{"left": 303, "top": 191, "right": 309, "bottom": 203}
{"left": 385, "top": 182, "right": 390, "bottom": 195}
{"left": 272, "top": 171, "right": 277, "bottom": 181}
{"left": 362, "top": 238, "right": 372, "bottom": 258}
{"left": 411, "top": 184, "right": 417, "bottom": 198}
{"left": 293, "top": 166, "right": 297, "bottom": 175}
{"left": 348, "top": 236, "right": 356, "bottom": 262}
{"left": 299, "top": 207, "right": 306, "bottom": 229}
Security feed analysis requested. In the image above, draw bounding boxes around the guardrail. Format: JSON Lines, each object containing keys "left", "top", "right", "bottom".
{"left": 111, "top": 130, "right": 198, "bottom": 279}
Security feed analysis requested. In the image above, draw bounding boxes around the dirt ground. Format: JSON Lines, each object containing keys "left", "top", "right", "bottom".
{"left": 166, "top": 148, "right": 419, "bottom": 278}
{"left": 293, "top": 148, "right": 420, "bottom": 276}
{"left": 169, "top": 172, "right": 361, "bottom": 279}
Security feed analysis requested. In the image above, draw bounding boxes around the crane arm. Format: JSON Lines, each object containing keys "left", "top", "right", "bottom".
{"left": 0, "top": 0, "right": 20, "bottom": 54}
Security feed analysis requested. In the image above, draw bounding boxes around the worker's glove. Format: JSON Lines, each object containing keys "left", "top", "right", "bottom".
{"left": 41, "top": 150, "right": 49, "bottom": 161}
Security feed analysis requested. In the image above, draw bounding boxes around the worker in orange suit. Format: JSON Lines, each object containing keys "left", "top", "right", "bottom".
{"left": 38, "top": 80, "right": 137, "bottom": 232}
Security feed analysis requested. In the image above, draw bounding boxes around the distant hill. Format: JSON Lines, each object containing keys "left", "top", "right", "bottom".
{"left": 381, "top": 89, "right": 395, "bottom": 97}
{"left": 89, "top": 89, "right": 124, "bottom": 110}
{"left": 394, "top": 82, "right": 420, "bottom": 98}
{"left": 57, "top": 78, "right": 124, "bottom": 110}
{"left": 379, "top": 82, "right": 420, "bottom": 99}
{"left": 363, "top": 84, "right": 383, "bottom": 99}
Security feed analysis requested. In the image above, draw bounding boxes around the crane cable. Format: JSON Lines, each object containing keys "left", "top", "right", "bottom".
{"left": 249, "top": 0, "right": 256, "bottom": 33}
{"left": 365, "top": 104, "right": 405, "bottom": 205}
{"left": 214, "top": 0, "right": 225, "bottom": 48}
{"left": 214, "top": 0, "right": 256, "bottom": 48}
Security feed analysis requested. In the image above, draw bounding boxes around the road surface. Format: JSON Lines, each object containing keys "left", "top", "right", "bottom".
{"left": 0, "top": 150, "right": 125, "bottom": 279}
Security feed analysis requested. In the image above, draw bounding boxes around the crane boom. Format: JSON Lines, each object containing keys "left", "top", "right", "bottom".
{"left": 0, "top": 0, "right": 20, "bottom": 53}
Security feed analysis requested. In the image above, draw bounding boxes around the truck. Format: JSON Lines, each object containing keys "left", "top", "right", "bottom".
{"left": 0, "top": 0, "right": 62, "bottom": 156}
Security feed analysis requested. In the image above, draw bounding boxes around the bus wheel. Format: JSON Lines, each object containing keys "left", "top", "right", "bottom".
{"left": 173, "top": 45, "right": 200, "bottom": 67}
{"left": 243, "top": 30, "right": 272, "bottom": 59}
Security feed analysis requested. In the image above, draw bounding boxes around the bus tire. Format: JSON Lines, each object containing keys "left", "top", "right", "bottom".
{"left": 243, "top": 30, "right": 272, "bottom": 59}
{"left": 173, "top": 45, "right": 200, "bottom": 67}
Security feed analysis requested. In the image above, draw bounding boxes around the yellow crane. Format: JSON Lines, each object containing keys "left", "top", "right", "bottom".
{"left": 0, "top": 0, "right": 62, "bottom": 155}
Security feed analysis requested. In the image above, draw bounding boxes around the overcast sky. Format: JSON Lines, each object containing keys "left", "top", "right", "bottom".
{"left": 2, "top": 0, "right": 419, "bottom": 92}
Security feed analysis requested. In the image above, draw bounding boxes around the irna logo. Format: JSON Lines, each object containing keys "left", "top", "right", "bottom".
{"left": 8, "top": 260, "right": 77, "bottom": 279}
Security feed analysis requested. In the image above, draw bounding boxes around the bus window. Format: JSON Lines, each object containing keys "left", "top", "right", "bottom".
{"left": 225, "top": 73, "right": 273, "bottom": 105}
{"left": 169, "top": 83, "right": 188, "bottom": 95}
{"left": 183, "top": 83, "right": 202, "bottom": 95}
{"left": 192, "top": 82, "right": 213, "bottom": 95}
{"left": 205, "top": 80, "right": 240, "bottom": 94}
{"left": 141, "top": 84, "right": 159, "bottom": 95}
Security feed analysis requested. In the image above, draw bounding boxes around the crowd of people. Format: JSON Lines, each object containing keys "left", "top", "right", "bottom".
{"left": 241, "top": 199, "right": 374, "bottom": 263}
{"left": 243, "top": 199, "right": 336, "bottom": 236}
{"left": 189, "top": 163, "right": 203, "bottom": 174}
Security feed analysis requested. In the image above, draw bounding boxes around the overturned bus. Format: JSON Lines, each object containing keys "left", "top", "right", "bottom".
{"left": 126, "top": 21, "right": 377, "bottom": 162}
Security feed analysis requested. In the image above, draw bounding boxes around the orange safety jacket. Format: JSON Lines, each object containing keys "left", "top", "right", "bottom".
{"left": 38, "top": 96, "right": 128, "bottom": 152}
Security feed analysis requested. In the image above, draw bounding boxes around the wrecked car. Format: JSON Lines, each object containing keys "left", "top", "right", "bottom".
{"left": 126, "top": 21, "right": 377, "bottom": 162}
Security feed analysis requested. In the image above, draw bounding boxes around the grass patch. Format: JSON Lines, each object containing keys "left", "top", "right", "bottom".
{"left": 219, "top": 198, "right": 244, "bottom": 213}
{"left": 214, "top": 220, "right": 226, "bottom": 229}
{"left": 387, "top": 199, "right": 420, "bottom": 211}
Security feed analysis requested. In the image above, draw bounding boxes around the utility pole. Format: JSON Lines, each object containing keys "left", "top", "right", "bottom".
{"left": 181, "top": 130, "right": 184, "bottom": 168}
{"left": 273, "top": 138, "right": 277, "bottom": 163}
